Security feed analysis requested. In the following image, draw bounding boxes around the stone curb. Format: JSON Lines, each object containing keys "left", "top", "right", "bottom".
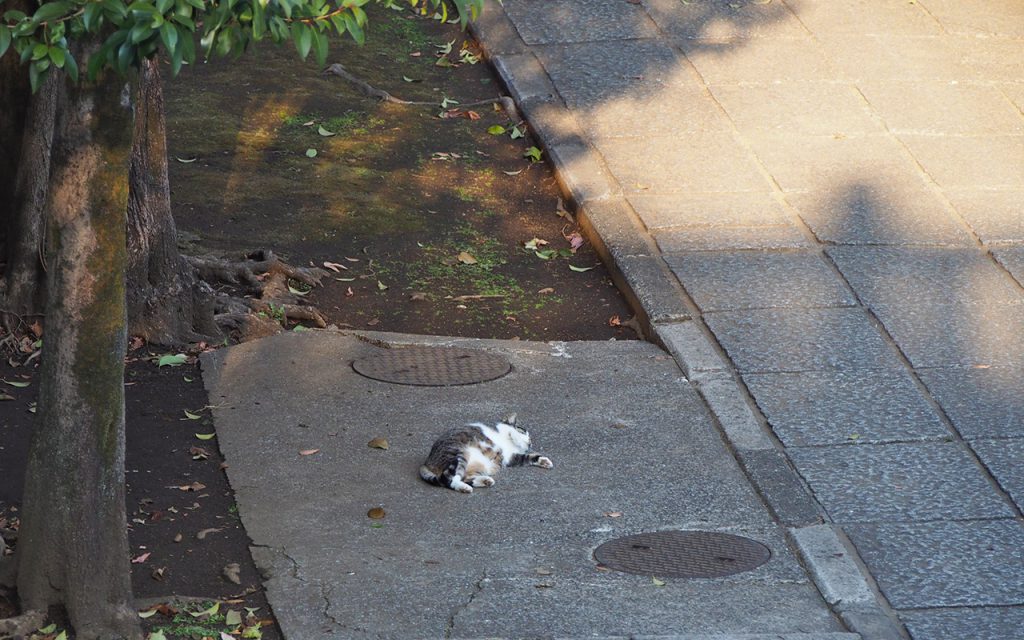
{"left": 790, "top": 525, "right": 906, "bottom": 640}
{"left": 467, "top": 1, "right": 526, "bottom": 56}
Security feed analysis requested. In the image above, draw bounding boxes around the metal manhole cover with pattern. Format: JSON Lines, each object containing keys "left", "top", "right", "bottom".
{"left": 352, "top": 347, "right": 512, "bottom": 386}
{"left": 593, "top": 531, "right": 771, "bottom": 578}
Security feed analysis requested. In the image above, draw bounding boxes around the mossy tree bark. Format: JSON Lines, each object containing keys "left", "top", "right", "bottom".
{"left": 14, "top": 43, "right": 142, "bottom": 639}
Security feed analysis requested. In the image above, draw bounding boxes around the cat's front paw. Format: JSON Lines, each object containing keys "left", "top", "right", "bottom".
{"left": 534, "top": 456, "right": 553, "bottom": 469}
{"left": 471, "top": 476, "right": 495, "bottom": 488}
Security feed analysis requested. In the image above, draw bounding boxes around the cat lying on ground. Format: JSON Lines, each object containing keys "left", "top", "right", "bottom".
{"left": 419, "top": 414, "right": 553, "bottom": 493}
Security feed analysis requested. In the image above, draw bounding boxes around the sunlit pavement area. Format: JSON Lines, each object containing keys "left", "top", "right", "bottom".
{"left": 467, "top": 1, "right": 1024, "bottom": 638}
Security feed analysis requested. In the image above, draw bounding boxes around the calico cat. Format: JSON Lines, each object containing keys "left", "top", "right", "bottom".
{"left": 419, "top": 414, "right": 553, "bottom": 493}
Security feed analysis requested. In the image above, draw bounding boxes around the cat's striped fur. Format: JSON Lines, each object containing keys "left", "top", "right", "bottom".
{"left": 419, "top": 414, "right": 553, "bottom": 493}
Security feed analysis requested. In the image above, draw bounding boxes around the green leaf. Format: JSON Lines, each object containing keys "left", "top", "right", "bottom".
{"left": 31, "top": 43, "right": 48, "bottom": 60}
{"left": 54, "top": 632, "right": 67, "bottom": 640}
{"left": 294, "top": 23, "right": 312, "bottom": 59}
{"left": 195, "top": 432, "right": 216, "bottom": 440}
{"left": 225, "top": 609, "right": 243, "bottom": 627}
{"left": 188, "top": 601, "right": 220, "bottom": 617}
{"left": 305, "top": 148, "right": 317, "bottom": 158}
{"left": 2, "top": 379, "right": 30, "bottom": 388}
{"left": 38, "top": 625, "right": 57, "bottom": 634}
{"left": 159, "top": 22, "right": 177, "bottom": 54}
{"left": 652, "top": 577, "right": 666, "bottom": 587}
{"left": 183, "top": 410, "right": 202, "bottom": 420}
{"left": 343, "top": 12, "right": 364, "bottom": 44}
{"left": 287, "top": 284, "right": 310, "bottom": 296}
{"left": 317, "top": 125, "right": 335, "bottom": 137}
{"left": 138, "top": 609, "right": 159, "bottom": 619}
{"left": 32, "top": 1, "right": 71, "bottom": 24}
{"left": 157, "top": 353, "right": 188, "bottom": 367}
{"left": 311, "top": 26, "right": 327, "bottom": 66}
{"left": 48, "top": 45, "right": 65, "bottom": 67}
{"left": 0, "top": 28, "right": 12, "bottom": 58}
{"left": 509, "top": 125, "right": 524, "bottom": 139}
{"left": 148, "top": 630, "right": 169, "bottom": 640}
{"left": 523, "top": 146, "right": 543, "bottom": 162}
{"left": 487, "top": 125, "right": 506, "bottom": 135}
{"left": 63, "top": 51, "right": 78, "bottom": 81}
{"left": 569, "top": 264, "right": 595, "bottom": 272}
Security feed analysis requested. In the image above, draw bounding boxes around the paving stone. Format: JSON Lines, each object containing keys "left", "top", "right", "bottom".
{"left": 993, "top": 246, "right": 1024, "bottom": 286}
{"left": 1001, "top": 83, "right": 1024, "bottom": 114}
{"left": 642, "top": 0, "right": 809, "bottom": 39}
{"left": 901, "top": 607, "right": 1024, "bottom": 640}
{"left": 795, "top": 0, "right": 943, "bottom": 36}
{"left": 572, "top": 87, "right": 732, "bottom": 139}
{"left": 828, "top": 247, "right": 1024, "bottom": 308}
{"left": 871, "top": 300, "right": 1024, "bottom": 368}
{"left": 743, "top": 369, "right": 948, "bottom": 447}
{"left": 595, "top": 133, "right": 769, "bottom": 193}
{"left": 900, "top": 135, "right": 1024, "bottom": 189}
{"left": 845, "top": 520, "right": 1024, "bottom": 608}
{"left": 537, "top": 40, "right": 697, "bottom": 107}
{"left": 747, "top": 133, "right": 926, "bottom": 193}
{"left": 694, "top": 374, "right": 774, "bottom": 450}
{"left": 468, "top": 1, "right": 527, "bottom": 55}
{"left": 819, "top": 35, "right": 977, "bottom": 82}
{"left": 492, "top": 53, "right": 558, "bottom": 104}
{"left": 919, "top": 0, "right": 1024, "bottom": 38}
{"left": 972, "top": 438, "right": 1024, "bottom": 510}
{"left": 786, "top": 186, "right": 972, "bottom": 246}
{"left": 704, "top": 308, "right": 900, "bottom": 372}
{"left": 945, "top": 190, "right": 1024, "bottom": 244}
{"left": 628, "top": 192, "right": 792, "bottom": 230}
{"left": 578, "top": 197, "right": 653, "bottom": 261}
{"left": 859, "top": 81, "right": 1024, "bottom": 135}
{"left": 617, "top": 255, "right": 692, "bottom": 323}
{"left": 711, "top": 83, "right": 883, "bottom": 136}
{"left": 918, "top": 367, "right": 1024, "bottom": 439}
{"left": 655, "top": 321, "right": 730, "bottom": 379}
{"left": 679, "top": 37, "right": 838, "bottom": 84}
{"left": 955, "top": 35, "right": 1024, "bottom": 82}
{"left": 655, "top": 225, "right": 811, "bottom": 252}
{"left": 737, "top": 449, "right": 824, "bottom": 526}
{"left": 788, "top": 442, "right": 1013, "bottom": 523}
{"left": 664, "top": 251, "right": 855, "bottom": 312}
{"left": 502, "top": 0, "right": 659, "bottom": 45}
{"left": 545, "top": 141, "right": 619, "bottom": 204}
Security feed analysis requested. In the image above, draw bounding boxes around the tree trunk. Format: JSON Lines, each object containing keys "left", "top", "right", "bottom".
{"left": 15, "top": 46, "right": 142, "bottom": 640}
{"left": 126, "top": 58, "right": 218, "bottom": 345}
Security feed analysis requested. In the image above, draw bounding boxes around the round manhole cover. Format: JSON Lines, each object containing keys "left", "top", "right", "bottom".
{"left": 352, "top": 347, "right": 512, "bottom": 386}
{"left": 593, "top": 531, "right": 771, "bottom": 578}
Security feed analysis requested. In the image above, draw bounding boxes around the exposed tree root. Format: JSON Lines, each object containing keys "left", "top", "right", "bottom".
{"left": 325, "top": 63, "right": 520, "bottom": 119}
{"left": 0, "top": 609, "right": 46, "bottom": 640}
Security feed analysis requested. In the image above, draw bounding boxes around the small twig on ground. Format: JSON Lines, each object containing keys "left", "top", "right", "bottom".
{"left": 450, "top": 294, "right": 507, "bottom": 301}
{"left": 325, "top": 63, "right": 520, "bottom": 119}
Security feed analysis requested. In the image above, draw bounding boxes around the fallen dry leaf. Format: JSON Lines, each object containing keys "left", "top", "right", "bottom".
{"left": 652, "top": 577, "right": 666, "bottom": 586}
{"left": 457, "top": 251, "right": 478, "bottom": 265}
{"left": 173, "top": 533, "right": 183, "bottom": 543}
{"left": 131, "top": 552, "right": 151, "bottom": 564}
{"left": 169, "top": 482, "right": 206, "bottom": 492}
{"left": 367, "top": 507, "right": 386, "bottom": 519}
{"left": 223, "top": 562, "right": 242, "bottom": 585}
{"left": 608, "top": 315, "right": 622, "bottom": 327}
{"left": 410, "top": 292, "right": 428, "bottom": 301}
{"left": 368, "top": 437, "right": 390, "bottom": 450}
{"left": 535, "top": 568, "right": 552, "bottom": 576}
{"left": 151, "top": 566, "right": 167, "bottom": 581}
{"left": 299, "top": 449, "right": 320, "bottom": 456}
{"left": 346, "top": 287, "right": 355, "bottom": 297}
{"left": 196, "top": 527, "right": 222, "bottom": 540}
{"left": 537, "top": 287, "right": 555, "bottom": 295}
{"left": 322, "top": 261, "right": 348, "bottom": 272}
{"left": 604, "top": 511, "right": 623, "bottom": 518}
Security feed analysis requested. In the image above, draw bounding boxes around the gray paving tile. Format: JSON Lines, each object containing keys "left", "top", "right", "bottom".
{"left": 664, "top": 251, "right": 855, "bottom": 312}
{"left": 901, "top": 607, "right": 1024, "bottom": 640}
{"left": 711, "top": 83, "right": 883, "bottom": 136}
{"left": 787, "top": 186, "right": 972, "bottom": 246}
{"left": 743, "top": 369, "right": 948, "bottom": 446}
{"left": 945, "top": 190, "right": 1024, "bottom": 244}
{"left": 809, "top": 448, "right": 965, "bottom": 511}
{"left": 502, "top": 0, "right": 659, "bottom": 45}
{"left": 819, "top": 35, "right": 978, "bottom": 82}
{"left": 859, "top": 81, "right": 1024, "bottom": 135}
{"left": 993, "top": 246, "right": 1024, "bottom": 286}
{"left": 594, "top": 133, "right": 769, "bottom": 193}
{"left": 919, "top": 0, "right": 1024, "bottom": 38}
{"left": 789, "top": 442, "right": 1013, "bottom": 523}
{"left": 900, "top": 135, "right": 1024, "bottom": 190}
{"left": 828, "top": 247, "right": 1024, "bottom": 308}
{"left": 536, "top": 40, "right": 696, "bottom": 107}
{"left": 704, "top": 307, "right": 901, "bottom": 372}
{"left": 972, "top": 438, "right": 1024, "bottom": 510}
{"left": 679, "top": 37, "right": 838, "bottom": 84}
{"left": 642, "top": 0, "right": 808, "bottom": 39}
{"left": 628, "top": 192, "right": 792, "bottom": 230}
{"left": 795, "top": 0, "right": 943, "bottom": 36}
{"left": 871, "top": 300, "right": 1024, "bottom": 368}
{"left": 846, "top": 520, "right": 1024, "bottom": 608}
{"left": 655, "top": 225, "right": 811, "bottom": 252}
{"left": 747, "top": 133, "right": 926, "bottom": 193}
{"left": 573, "top": 86, "right": 732, "bottom": 139}
{"left": 919, "top": 367, "right": 1024, "bottom": 439}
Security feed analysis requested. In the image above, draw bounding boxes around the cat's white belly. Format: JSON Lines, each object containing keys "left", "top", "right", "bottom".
{"left": 464, "top": 445, "right": 499, "bottom": 476}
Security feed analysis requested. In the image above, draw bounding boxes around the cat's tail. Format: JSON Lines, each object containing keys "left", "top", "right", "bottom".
{"left": 419, "top": 465, "right": 445, "bottom": 486}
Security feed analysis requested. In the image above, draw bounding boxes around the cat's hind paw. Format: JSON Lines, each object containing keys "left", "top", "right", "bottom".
{"left": 470, "top": 476, "right": 495, "bottom": 488}
{"left": 534, "top": 456, "right": 553, "bottom": 469}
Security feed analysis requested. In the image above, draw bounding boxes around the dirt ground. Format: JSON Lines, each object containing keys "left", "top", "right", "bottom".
{"left": 1, "top": 5, "right": 637, "bottom": 638}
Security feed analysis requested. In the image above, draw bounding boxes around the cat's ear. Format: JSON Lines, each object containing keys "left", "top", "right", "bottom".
{"left": 503, "top": 412, "right": 517, "bottom": 427}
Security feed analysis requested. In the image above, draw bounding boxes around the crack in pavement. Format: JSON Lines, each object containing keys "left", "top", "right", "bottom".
{"left": 443, "top": 572, "right": 488, "bottom": 639}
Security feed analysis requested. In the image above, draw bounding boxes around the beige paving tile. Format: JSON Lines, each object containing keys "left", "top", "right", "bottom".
{"left": 900, "top": 135, "right": 1024, "bottom": 189}
{"left": 860, "top": 81, "right": 1024, "bottom": 134}
{"left": 679, "top": 37, "right": 838, "bottom": 84}
{"left": 819, "top": 34, "right": 977, "bottom": 82}
{"left": 711, "top": 82, "right": 882, "bottom": 135}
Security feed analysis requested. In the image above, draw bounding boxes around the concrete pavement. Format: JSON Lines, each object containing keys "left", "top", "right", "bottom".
{"left": 468, "top": 1, "right": 1024, "bottom": 639}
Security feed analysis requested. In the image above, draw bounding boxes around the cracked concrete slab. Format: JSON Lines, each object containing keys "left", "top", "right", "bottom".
{"left": 202, "top": 331, "right": 844, "bottom": 639}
